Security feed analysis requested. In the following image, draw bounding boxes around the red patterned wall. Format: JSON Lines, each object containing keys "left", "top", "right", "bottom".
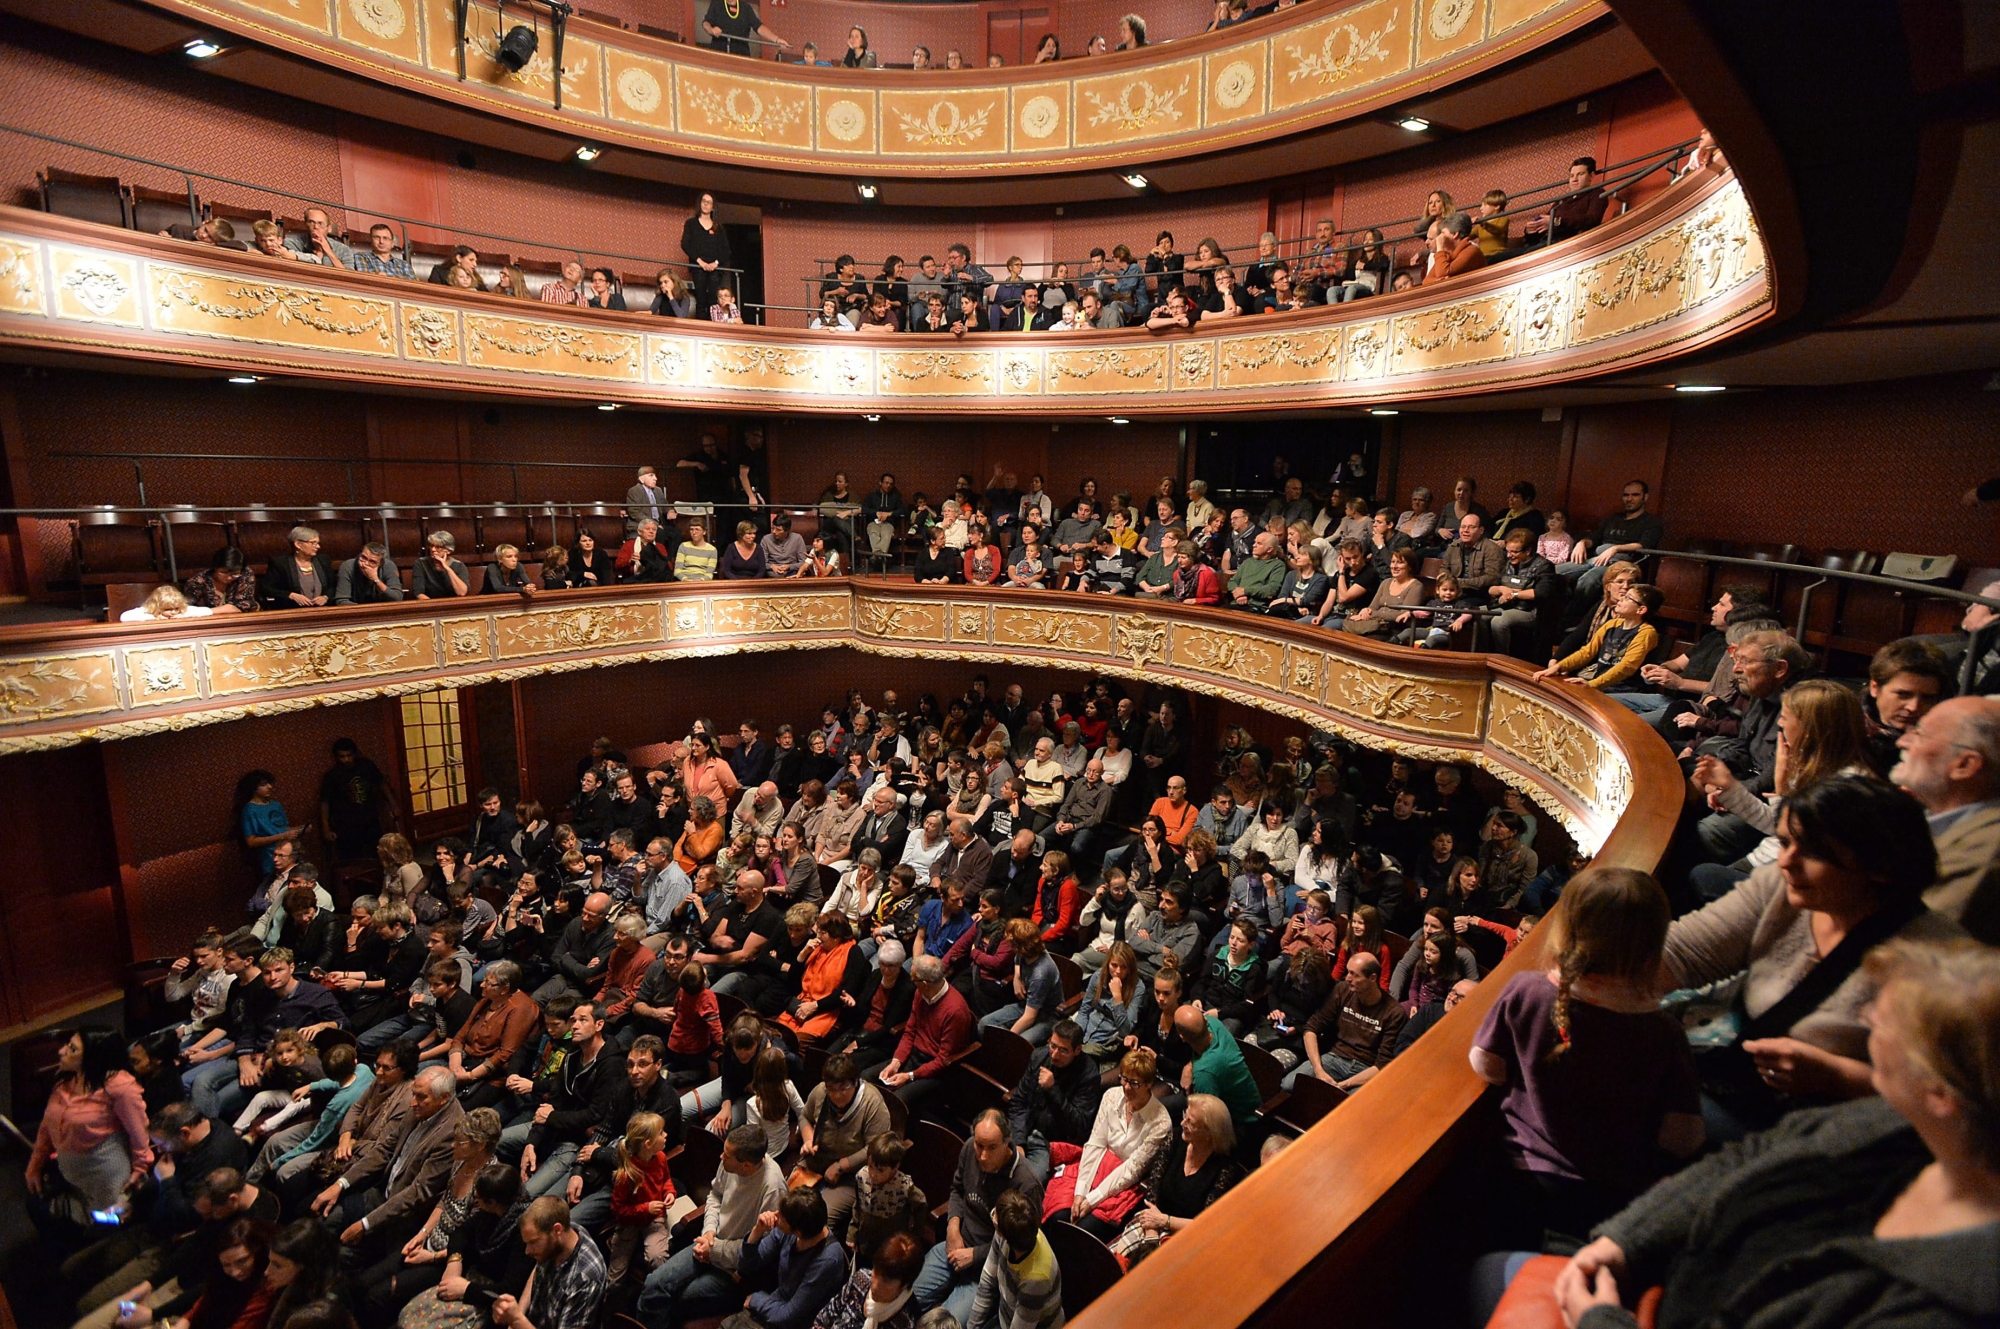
{"left": 0, "top": 746, "right": 123, "bottom": 1030}
{"left": 1395, "top": 409, "right": 1566, "bottom": 517}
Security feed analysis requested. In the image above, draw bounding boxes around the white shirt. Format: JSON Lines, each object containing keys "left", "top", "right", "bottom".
{"left": 1096, "top": 746, "right": 1133, "bottom": 786}
{"left": 122, "top": 604, "right": 214, "bottom": 622}
{"left": 1077, "top": 1085, "right": 1171, "bottom": 1208}
{"left": 898, "top": 830, "right": 950, "bottom": 886}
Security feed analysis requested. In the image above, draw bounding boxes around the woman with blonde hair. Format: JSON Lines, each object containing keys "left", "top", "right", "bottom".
{"left": 1065, "top": 1044, "right": 1171, "bottom": 1235}
{"left": 1686, "top": 677, "right": 1873, "bottom": 900}
{"left": 378, "top": 832, "right": 423, "bottom": 900}
{"left": 1554, "top": 559, "right": 1641, "bottom": 660}
{"left": 649, "top": 268, "right": 694, "bottom": 317}
{"left": 121, "top": 584, "right": 211, "bottom": 622}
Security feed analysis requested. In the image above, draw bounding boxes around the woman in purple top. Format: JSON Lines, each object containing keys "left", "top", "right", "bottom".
{"left": 718, "top": 519, "right": 769, "bottom": 580}
{"left": 1470, "top": 867, "right": 1703, "bottom": 1244}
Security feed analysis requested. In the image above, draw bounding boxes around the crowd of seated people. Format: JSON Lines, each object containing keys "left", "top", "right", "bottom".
{"left": 150, "top": 140, "right": 1692, "bottom": 333}
{"left": 26, "top": 663, "right": 1628, "bottom": 1329}
{"left": 45, "top": 436, "right": 2000, "bottom": 1329}
{"left": 776, "top": 1, "right": 1302, "bottom": 69}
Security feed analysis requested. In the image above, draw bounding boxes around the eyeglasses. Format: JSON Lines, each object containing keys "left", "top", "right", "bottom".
{"left": 1120, "top": 1075, "right": 1150, "bottom": 1089}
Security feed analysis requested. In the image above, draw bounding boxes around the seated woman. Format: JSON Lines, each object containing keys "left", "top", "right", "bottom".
{"left": 120, "top": 584, "right": 213, "bottom": 623}
{"left": 1106, "top": 1092, "right": 1242, "bottom": 1265}
{"left": 564, "top": 528, "right": 615, "bottom": 590}
{"left": 780, "top": 912, "right": 868, "bottom": 1045}
{"left": 1663, "top": 774, "right": 1962, "bottom": 1140}
{"left": 717, "top": 520, "right": 767, "bottom": 580}
{"left": 1062, "top": 1047, "right": 1172, "bottom": 1239}
{"left": 1541, "top": 938, "right": 2000, "bottom": 1329}
{"left": 1073, "top": 942, "right": 1149, "bottom": 1066}
{"left": 1343, "top": 547, "right": 1427, "bottom": 637}
{"left": 482, "top": 544, "right": 534, "bottom": 596}
{"left": 1685, "top": 678, "right": 1873, "bottom": 903}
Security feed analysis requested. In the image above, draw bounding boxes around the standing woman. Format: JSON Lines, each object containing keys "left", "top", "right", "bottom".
{"left": 842, "top": 26, "right": 877, "bottom": 67}
{"left": 236, "top": 769, "right": 301, "bottom": 877}
{"left": 26, "top": 1029, "right": 152, "bottom": 1228}
{"left": 680, "top": 192, "right": 731, "bottom": 315}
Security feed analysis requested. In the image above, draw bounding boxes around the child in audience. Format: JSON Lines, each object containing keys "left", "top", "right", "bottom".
{"left": 607, "top": 1110, "right": 678, "bottom": 1284}
{"left": 1407, "top": 572, "right": 1472, "bottom": 648}
{"left": 667, "top": 961, "right": 724, "bottom": 1084}
{"left": 1537, "top": 509, "right": 1575, "bottom": 565}
{"left": 1469, "top": 867, "right": 1702, "bottom": 1243}
{"left": 848, "top": 1131, "right": 928, "bottom": 1265}
{"left": 1331, "top": 905, "right": 1390, "bottom": 991}
{"left": 231, "top": 1027, "right": 321, "bottom": 1140}
{"left": 745, "top": 1045, "right": 807, "bottom": 1159}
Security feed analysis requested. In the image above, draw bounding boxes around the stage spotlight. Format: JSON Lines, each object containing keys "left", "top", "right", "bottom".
{"left": 497, "top": 23, "right": 539, "bottom": 71}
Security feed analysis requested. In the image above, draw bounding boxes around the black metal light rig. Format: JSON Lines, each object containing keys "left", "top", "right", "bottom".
{"left": 456, "top": 0, "right": 574, "bottom": 109}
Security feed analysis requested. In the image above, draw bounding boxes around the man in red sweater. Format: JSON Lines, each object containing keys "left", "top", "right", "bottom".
{"left": 878, "top": 955, "right": 974, "bottom": 1118}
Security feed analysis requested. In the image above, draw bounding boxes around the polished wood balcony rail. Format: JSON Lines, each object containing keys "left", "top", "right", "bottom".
{"left": 120, "top": 0, "right": 1602, "bottom": 180}
{"left": 0, "top": 167, "right": 1767, "bottom": 414}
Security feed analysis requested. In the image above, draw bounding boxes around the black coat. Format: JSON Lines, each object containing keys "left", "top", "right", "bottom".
{"left": 565, "top": 546, "right": 616, "bottom": 590}
{"left": 258, "top": 552, "right": 336, "bottom": 610}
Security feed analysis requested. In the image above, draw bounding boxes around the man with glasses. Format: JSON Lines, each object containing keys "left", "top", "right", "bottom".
{"left": 283, "top": 206, "right": 354, "bottom": 269}
{"left": 1891, "top": 695, "right": 2000, "bottom": 943}
{"left": 350, "top": 224, "right": 414, "bottom": 279}
{"left": 1561, "top": 478, "right": 1665, "bottom": 601}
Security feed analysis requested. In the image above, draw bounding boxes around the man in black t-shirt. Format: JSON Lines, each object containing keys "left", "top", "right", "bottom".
{"left": 318, "top": 738, "right": 395, "bottom": 864}
{"left": 694, "top": 869, "right": 783, "bottom": 1001}
{"left": 1561, "top": 478, "right": 1665, "bottom": 602}
{"left": 702, "top": 0, "right": 788, "bottom": 56}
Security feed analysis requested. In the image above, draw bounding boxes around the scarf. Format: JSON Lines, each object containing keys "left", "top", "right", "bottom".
{"left": 865, "top": 1287, "right": 914, "bottom": 1327}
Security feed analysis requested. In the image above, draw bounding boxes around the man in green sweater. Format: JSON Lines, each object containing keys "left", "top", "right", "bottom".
{"left": 1227, "top": 532, "right": 1286, "bottom": 612}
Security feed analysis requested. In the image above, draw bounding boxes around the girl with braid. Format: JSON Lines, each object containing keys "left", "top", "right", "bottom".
{"left": 1468, "top": 867, "right": 1703, "bottom": 1245}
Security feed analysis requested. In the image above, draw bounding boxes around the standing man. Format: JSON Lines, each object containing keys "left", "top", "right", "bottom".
{"left": 318, "top": 738, "right": 397, "bottom": 866}
{"left": 624, "top": 465, "right": 673, "bottom": 536}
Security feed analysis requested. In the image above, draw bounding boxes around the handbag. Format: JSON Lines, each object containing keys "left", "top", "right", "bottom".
{"left": 1691, "top": 898, "right": 1921, "bottom": 1128}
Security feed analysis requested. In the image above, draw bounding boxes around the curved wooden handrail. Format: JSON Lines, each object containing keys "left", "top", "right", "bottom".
{"left": 127, "top": 0, "right": 1605, "bottom": 180}
{"left": 0, "top": 168, "right": 1769, "bottom": 415}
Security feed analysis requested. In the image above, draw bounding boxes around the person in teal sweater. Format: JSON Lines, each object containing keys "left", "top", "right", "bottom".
{"left": 1227, "top": 532, "right": 1286, "bottom": 612}
{"left": 255, "top": 1043, "right": 374, "bottom": 1185}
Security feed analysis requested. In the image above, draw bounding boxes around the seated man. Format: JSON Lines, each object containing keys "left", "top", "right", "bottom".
{"left": 1420, "top": 215, "right": 1486, "bottom": 284}
{"left": 617, "top": 519, "right": 676, "bottom": 584}
{"left": 1086, "top": 533, "right": 1140, "bottom": 595}
{"left": 876, "top": 955, "right": 975, "bottom": 1113}
{"left": 911, "top": 1109, "right": 1041, "bottom": 1324}
{"left": 760, "top": 513, "right": 810, "bottom": 577}
{"left": 638, "top": 1125, "right": 787, "bottom": 1327}
{"left": 1522, "top": 156, "right": 1608, "bottom": 244}
{"left": 735, "top": 1186, "right": 848, "bottom": 1329}
{"left": 332, "top": 542, "right": 403, "bottom": 605}
{"left": 1227, "top": 531, "right": 1287, "bottom": 612}
{"left": 1486, "top": 527, "right": 1559, "bottom": 659}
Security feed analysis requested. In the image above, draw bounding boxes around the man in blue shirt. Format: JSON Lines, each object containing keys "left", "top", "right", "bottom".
{"left": 915, "top": 881, "right": 974, "bottom": 965}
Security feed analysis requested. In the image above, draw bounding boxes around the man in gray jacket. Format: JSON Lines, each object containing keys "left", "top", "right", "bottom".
{"left": 1048, "top": 759, "right": 1114, "bottom": 863}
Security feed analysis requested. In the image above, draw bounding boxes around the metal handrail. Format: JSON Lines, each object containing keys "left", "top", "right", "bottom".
{"left": 9, "top": 122, "right": 751, "bottom": 298}
{"left": 804, "top": 137, "right": 1701, "bottom": 283}
{"left": 1631, "top": 547, "right": 2000, "bottom": 651}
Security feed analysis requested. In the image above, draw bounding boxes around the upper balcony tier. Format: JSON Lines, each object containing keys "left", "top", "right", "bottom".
{"left": 0, "top": 165, "right": 1767, "bottom": 415}
{"left": 21, "top": 0, "right": 1624, "bottom": 197}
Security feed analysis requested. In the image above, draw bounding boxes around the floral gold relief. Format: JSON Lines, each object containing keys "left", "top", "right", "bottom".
{"left": 235, "top": 0, "right": 334, "bottom": 34}
{"left": 338, "top": 0, "right": 421, "bottom": 63}
{"left": 1416, "top": 0, "right": 1487, "bottom": 64}
{"left": 878, "top": 351, "right": 994, "bottom": 396}
{"left": 153, "top": 268, "right": 396, "bottom": 354}
{"left": 1325, "top": 659, "right": 1483, "bottom": 739}
{"left": 700, "top": 341, "right": 825, "bottom": 393}
{"left": 606, "top": 50, "right": 676, "bottom": 130}
{"left": 1168, "top": 625, "right": 1283, "bottom": 691}
{"left": 464, "top": 315, "right": 641, "bottom": 380}
{"left": 1046, "top": 347, "right": 1167, "bottom": 394}
{"left": 1010, "top": 84, "right": 1070, "bottom": 150}
{"left": 710, "top": 595, "right": 851, "bottom": 635}
{"left": 1488, "top": 684, "right": 1610, "bottom": 809}
{"left": 1218, "top": 329, "right": 1340, "bottom": 388}
{"left": 0, "top": 237, "right": 42, "bottom": 315}
{"left": 855, "top": 597, "right": 945, "bottom": 643}
{"left": 207, "top": 624, "right": 438, "bottom": 696}
{"left": 1391, "top": 293, "right": 1519, "bottom": 373}
{"left": 879, "top": 91, "right": 1002, "bottom": 154}
{"left": 1273, "top": 0, "right": 1410, "bottom": 111}
{"left": 123, "top": 645, "right": 202, "bottom": 708}
{"left": 440, "top": 616, "right": 492, "bottom": 665}
{"left": 1072, "top": 59, "right": 1201, "bottom": 146}
{"left": 52, "top": 249, "right": 141, "bottom": 326}
{"left": 0, "top": 652, "right": 121, "bottom": 724}
{"left": 949, "top": 604, "right": 990, "bottom": 643}
{"left": 677, "top": 69, "right": 811, "bottom": 148}
{"left": 991, "top": 607, "right": 1112, "bottom": 656}
{"left": 1204, "top": 49, "right": 1268, "bottom": 125}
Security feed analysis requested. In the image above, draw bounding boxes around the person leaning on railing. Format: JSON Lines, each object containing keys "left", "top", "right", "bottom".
{"left": 183, "top": 546, "right": 259, "bottom": 614}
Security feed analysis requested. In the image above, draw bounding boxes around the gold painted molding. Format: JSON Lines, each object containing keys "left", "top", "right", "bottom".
{"left": 0, "top": 172, "right": 1767, "bottom": 414}
{"left": 0, "top": 582, "right": 1675, "bottom": 852}
{"left": 133, "top": 0, "right": 1603, "bottom": 178}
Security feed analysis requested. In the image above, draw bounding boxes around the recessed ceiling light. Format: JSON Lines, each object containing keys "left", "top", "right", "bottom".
{"left": 184, "top": 37, "right": 223, "bottom": 58}
{"left": 1674, "top": 383, "right": 1727, "bottom": 393}
{"left": 864, "top": 414, "right": 881, "bottom": 422}
{"left": 574, "top": 144, "right": 601, "bottom": 162}
{"left": 1396, "top": 115, "right": 1430, "bottom": 133}
{"left": 1121, "top": 174, "right": 1149, "bottom": 190}
{"left": 855, "top": 182, "right": 879, "bottom": 201}
{"left": 597, "top": 402, "right": 620, "bottom": 411}
{"left": 226, "top": 374, "right": 259, "bottom": 384}
{"left": 1108, "top": 416, "right": 1130, "bottom": 425}
{"left": 1369, "top": 407, "right": 1399, "bottom": 416}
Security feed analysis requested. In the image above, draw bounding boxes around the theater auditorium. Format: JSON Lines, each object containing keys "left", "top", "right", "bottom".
{"left": 0, "top": 0, "right": 1996, "bottom": 1327}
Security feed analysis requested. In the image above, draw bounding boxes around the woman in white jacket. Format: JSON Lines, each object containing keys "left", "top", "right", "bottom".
{"left": 1066, "top": 1047, "right": 1172, "bottom": 1238}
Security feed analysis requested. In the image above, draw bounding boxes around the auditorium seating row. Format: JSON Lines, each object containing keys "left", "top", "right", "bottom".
{"left": 36, "top": 168, "right": 617, "bottom": 294}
